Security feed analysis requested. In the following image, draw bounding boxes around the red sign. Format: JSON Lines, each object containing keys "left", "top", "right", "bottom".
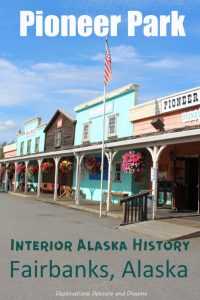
{"left": 25, "top": 129, "right": 35, "bottom": 136}
{"left": 57, "top": 118, "right": 63, "bottom": 128}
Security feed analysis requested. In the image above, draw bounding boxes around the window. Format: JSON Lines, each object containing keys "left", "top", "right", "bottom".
{"left": 108, "top": 115, "right": 117, "bottom": 137}
{"left": 175, "top": 158, "right": 186, "bottom": 185}
{"left": 82, "top": 122, "right": 90, "bottom": 142}
{"left": 114, "top": 162, "right": 121, "bottom": 182}
{"left": 27, "top": 140, "right": 31, "bottom": 155}
{"left": 35, "top": 137, "right": 40, "bottom": 153}
{"left": 20, "top": 142, "right": 24, "bottom": 156}
{"left": 54, "top": 130, "right": 62, "bottom": 147}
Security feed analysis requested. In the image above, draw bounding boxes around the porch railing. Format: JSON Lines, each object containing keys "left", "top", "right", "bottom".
{"left": 120, "top": 191, "right": 150, "bottom": 225}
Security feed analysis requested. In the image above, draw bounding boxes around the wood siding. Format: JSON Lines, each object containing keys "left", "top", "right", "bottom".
{"left": 42, "top": 156, "right": 74, "bottom": 186}
{"left": 45, "top": 112, "right": 75, "bottom": 152}
{"left": 43, "top": 168, "right": 73, "bottom": 186}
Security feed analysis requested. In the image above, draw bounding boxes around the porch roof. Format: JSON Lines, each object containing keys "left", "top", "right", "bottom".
{"left": 1, "top": 126, "right": 200, "bottom": 164}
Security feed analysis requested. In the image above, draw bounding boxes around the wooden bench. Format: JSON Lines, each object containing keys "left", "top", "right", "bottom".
{"left": 40, "top": 183, "right": 58, "bottom": 194}
{"left": 60, "top": 186, "right": 75, "bottom": 198}
{"left": 103, "top": 192, "right": 129, "bottom": 203}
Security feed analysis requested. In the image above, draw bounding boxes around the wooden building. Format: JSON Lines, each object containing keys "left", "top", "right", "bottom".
{"left": 43, "top": 109, "right": 76, "bottom": 187}
{"left": 44, "top": 109, "right": 75, "bottom": 152}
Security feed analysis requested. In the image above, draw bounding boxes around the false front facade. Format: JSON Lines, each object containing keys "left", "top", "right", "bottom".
{"left": 73, "top": 83, "right": 149, "bottom": 205}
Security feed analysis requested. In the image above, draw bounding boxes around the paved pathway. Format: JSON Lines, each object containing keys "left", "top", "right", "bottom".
{"left": 0, "top": 193, "right": 200, "bottom": 300}
{"left": 118, "top": 219, "right": 200, "bottom": 241}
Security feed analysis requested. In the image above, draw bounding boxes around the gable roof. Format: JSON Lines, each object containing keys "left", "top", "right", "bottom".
{"left": 44, "top": 109, "right": 75, "bottom": 133}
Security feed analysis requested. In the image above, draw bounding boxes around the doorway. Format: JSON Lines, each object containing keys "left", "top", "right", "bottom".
{"left": 187, "top": 158, "right": 198, "bottom": 210}
{"left": 174, "top": 157, "right": 198, "bottom": 211}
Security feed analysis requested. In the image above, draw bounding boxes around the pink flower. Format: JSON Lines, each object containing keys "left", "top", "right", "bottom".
{"left": 121, "top": 151, "right": 144, "bottom": 174}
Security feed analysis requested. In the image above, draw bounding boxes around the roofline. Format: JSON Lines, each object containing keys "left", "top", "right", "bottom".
{"left": 3, "top": 143, "right": 17, "bottom": 152}
{"left": 44, "top": 109, "right": 75, "bottom": 133}
{"left": 16, "top": 123, "right": 47, "bottom": 136}
{"left": 133, "top": 98, "right": 158, "bottom": 109}
{"left": 16, "top": 132, "right": 25, "bottom": 137}
{"left": 37, "top": 123, "right": 47, "bottom": 129}
{"left": 74, "top": 83, "right": 139, "bottom": 112}
{"left": 24, "top": 117, "right": 41, "bottom": 125}
{"left": 138, "top": 86, "right": 200, "bottom": 107}
{"left": 58, "top": 109, "right": 75, "bottom": 122}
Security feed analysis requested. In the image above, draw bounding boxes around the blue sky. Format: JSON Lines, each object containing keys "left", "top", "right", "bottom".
{"left": 0, "top": 0, "right": 200, "bottom": 142}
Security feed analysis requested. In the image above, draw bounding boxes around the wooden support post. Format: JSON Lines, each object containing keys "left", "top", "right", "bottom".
{"left": 24, "top": 161, "right": 28, "bottom": 194}
{"left": 75, "top": 153, "right": 84, "bottom": 205}
{"left": 13, "top": 162, "right": 17, "bottom": 193}
{"left": 105, "top": 151, "right": 117, "bottom": 212}
{"left": 147, "top": 145, "right": 166, "bottom": 220}
{"left": 5, "top": 164, "right": 8, "bottom": 192}
{"left": 37, "top": 159, "right": 42, "bottom": 198}
{"left": 75, "top": 154, "right": 80, "bottom": 205}
{"left": 54, "top": 157, "right": 60, "bottom": 201}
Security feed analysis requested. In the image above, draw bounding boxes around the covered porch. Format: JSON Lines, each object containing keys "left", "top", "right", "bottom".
{"left": 1, "top": 126, "right": 200, "bottom": 219}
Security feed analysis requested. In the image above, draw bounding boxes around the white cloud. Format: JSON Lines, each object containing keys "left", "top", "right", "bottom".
{"left": 147, "top": 58, "right": 182, "bottom": 69}
{"left": 91, "top": 45, "right": 142, "bottom": 63}
{"left": 0, "top": 120, "right": 15, "bottom": 132}
{"left": 147, "top": 55, "right": 200, "bottom": 75}
{"left": 91, "top": 45, "right": 200, "bottom": 77}
{"left": 0, "top": 47, "right": 200, "bottom": 111}
{"left": 0, "top": 59, "right": 103, "bottom": 107}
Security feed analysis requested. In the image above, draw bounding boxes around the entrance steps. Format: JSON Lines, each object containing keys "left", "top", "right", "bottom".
{"left": 118, "top": 218, "right": 200, "bottom": 241}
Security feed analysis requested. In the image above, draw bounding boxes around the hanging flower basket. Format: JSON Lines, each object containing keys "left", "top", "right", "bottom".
{"left": 59, "top": 160, "right": 73, "bottom": 173}
{"left": 27, "top": 165, "right": 38, "bottom": 179}
{"left": 121, "top": 151, "right": 144, "bottom": 174}
{"left": 0, "top": 166, "right": 5, "bottom": 174}
{"left": 84, "top": 157, "right": 101, "bottom": 175}
{"left": 41, "top": 161, "right": 54, "bottom": 173}
{"left": 16, "top": 164, "right": 25, "bottom": 174}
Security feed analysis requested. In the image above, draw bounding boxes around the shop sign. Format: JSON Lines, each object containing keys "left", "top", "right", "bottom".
{"left": 151, "top": 167, "right": 157, "bottom": 182}
{"left": 161, "top": 88, "right": 200, "bottom": 113}
{"left": 89, "top": 101, "right": 113, "bottom": 119}
{"left": 25, "top": 129, "right": 35, "bottom": 136}
{"left": 57, "top": 118, "right": 63, "bottom": 128}
{"left": 182, "top": 108, "right": 200, "bottom": 123}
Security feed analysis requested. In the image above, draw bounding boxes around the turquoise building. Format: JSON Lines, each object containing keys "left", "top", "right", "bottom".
{"left": 74, "top": 84, "right": 138, "bottom": 145}
{"left": 16, "top": 117, "right": 46, "bottom": 156}
{"left": 15, "top": 117, "right": 46, "bottom": 190}
{"left": 73, "top": 84, "right": 149, "bottom": 202}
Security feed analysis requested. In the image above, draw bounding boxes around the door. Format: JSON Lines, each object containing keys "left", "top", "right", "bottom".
{"left": 174, "top": 157, "right": 198, "bottom": 211}
{"left": 187, "top": 158, "right": 198, "bottom": 210}
{"left": 174, "top": 158, "right": 187, "bottom": 210}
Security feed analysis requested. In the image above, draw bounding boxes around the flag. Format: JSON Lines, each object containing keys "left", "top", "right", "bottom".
{"left": 104, "top": 38, "right": 112, "bottom": 85}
